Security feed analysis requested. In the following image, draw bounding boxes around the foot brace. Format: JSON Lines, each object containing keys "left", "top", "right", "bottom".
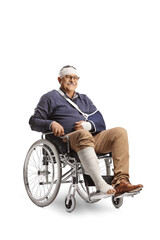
{"left": 77, "top": 147, "right": 114, "bottom": 194}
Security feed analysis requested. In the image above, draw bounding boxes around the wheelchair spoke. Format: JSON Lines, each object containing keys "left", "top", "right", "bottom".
{"left": 31, "top": 152, "right": 39, "bottom": 170}
{"left": 30, "top": 177, "right": 39, "bottom": 195}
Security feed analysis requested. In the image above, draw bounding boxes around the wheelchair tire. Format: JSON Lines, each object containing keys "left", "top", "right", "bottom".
{"left": 112, "top": 196, "right": 123, "bottom": 208}
{"left": 65, "top": 195, "right": 76, "bottom": 213}
{"left": 23, "top": 139, "right": 62, "bottom": 207}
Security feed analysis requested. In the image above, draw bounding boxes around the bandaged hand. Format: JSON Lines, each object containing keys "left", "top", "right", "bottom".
{"left": 74, "top": 121, "right": 92, "bottom": 131}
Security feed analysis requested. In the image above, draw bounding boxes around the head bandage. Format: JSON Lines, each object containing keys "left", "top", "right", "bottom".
{"left": 59, "top": 66, "right": 78, "bottom": 77}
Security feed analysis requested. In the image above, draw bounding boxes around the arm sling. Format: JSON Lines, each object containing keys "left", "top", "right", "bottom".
{"left": 58, "top": 89, "right": 106, "bottom": 133}
{"left": 58, "top": 89, "right": 98, "bottom": 120}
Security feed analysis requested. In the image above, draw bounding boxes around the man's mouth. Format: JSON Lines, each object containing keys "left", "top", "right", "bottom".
{"left": 67, "top": 83, "right": 76, "bottom": 86}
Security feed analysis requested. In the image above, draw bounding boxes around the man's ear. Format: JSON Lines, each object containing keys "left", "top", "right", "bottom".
{"left": 58, "top": 77, "right": 62, "bottom": 84}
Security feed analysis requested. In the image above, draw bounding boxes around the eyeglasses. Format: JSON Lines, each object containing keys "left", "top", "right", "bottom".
{"left": 64, "top": 75, "right": 80, "bottom": 81}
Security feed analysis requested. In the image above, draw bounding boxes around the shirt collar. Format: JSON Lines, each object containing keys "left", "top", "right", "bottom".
{"left": 59, "top": 88, "right": 79, "bottom": 99}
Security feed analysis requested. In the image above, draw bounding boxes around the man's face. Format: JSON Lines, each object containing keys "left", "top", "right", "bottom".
{"left": 58, "top": 74, "right": 79, "bottom": 93}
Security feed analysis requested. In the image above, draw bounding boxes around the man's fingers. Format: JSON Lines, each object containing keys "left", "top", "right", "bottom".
{"left": 56, "top": 129, "right": 60, "bottom": 137}
{"left": 74, "top": 124, "right": 83, "bottom": 130}
{"left": 75, "top": 121, "right": 84, "bottom": 124}
{"left": 51, "top": 121, "right": 64, "bottom": 137}
{"left": 53, "top": 127, "right": 64, "bottom": 137}
{"left": 61, "top": 129, "right": 65, "bottom": 135}
{"left": 58, "top": 128, "right": 65, "bottom": 137}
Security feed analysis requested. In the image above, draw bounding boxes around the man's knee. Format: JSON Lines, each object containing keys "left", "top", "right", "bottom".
{"left": 68, "top": 129, "right": 95, "bottom": 152}
{"left": 113, "top": 127, "right": 128, "bottom": 145}
{"left": 115, "top": 127, "right": 128, "bottom": 136}
{"left": 76, "top": 129, "right": 93, "bottom": 138}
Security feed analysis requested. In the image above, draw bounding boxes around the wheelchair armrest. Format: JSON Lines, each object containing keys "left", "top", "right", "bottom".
{"left": 41, "top": 132, "right": 54, "bottom": 139}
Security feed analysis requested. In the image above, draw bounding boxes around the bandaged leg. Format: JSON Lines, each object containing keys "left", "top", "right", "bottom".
{"left": 77, "top": 147, "right": 115, "bottom": 194}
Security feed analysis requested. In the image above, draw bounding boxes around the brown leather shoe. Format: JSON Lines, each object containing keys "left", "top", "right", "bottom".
{"left": 115, "top": 179, "right": 143, "bottom": 197}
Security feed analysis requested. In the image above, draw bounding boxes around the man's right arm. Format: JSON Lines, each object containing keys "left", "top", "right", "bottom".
{"left": 50, "top": 121, "right": 64, "bottom": 137}
{"left": 29, "top": 95, "right": 54, "bottom": 133}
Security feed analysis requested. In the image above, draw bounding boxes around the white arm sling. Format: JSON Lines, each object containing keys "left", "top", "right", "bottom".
{"left": 58, "top": 89, "right": 98, "bottom": 120}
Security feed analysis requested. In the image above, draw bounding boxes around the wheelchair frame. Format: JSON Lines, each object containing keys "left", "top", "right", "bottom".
{"left": 23, "top": 132, "right": 140, "bottom": 212}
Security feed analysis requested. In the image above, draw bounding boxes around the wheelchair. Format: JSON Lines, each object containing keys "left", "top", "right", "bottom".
{"left": 23, "top": 132, "right": 141, "bottom": 212}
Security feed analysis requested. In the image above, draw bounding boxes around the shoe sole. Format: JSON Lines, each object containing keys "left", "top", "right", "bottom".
{"left": 114, "top": 187, "right": 143, "bottom": 198}
{"left": 129, "top": 186, "right": 143, "bottom": 192}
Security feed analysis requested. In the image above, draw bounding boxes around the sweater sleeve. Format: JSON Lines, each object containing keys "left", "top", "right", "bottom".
{"left": 29, "top": 95, "right": 53, "bottom": 133}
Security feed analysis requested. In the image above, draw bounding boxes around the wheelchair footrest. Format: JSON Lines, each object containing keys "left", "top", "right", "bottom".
{"left": 90, "top": 192, "right": 114, "bottom": 200}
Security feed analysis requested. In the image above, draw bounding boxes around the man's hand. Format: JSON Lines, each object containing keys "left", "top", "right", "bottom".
{"left": 74, "top": 121, "right": 85, "bottom": 131}
{"left": 51, "top": 121, "right": 65, "bottom": 137}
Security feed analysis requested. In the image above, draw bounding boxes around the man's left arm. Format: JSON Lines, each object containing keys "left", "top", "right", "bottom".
{"left": 87, "top": 110, "right": 106, "bottom": 133}
{"left": 77, "top": 95, "right": 106, "bottom": 133}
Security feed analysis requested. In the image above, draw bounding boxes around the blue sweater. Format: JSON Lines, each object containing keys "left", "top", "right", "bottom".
{"left": 29, "top": 89, "right": 106, "bottom": 134}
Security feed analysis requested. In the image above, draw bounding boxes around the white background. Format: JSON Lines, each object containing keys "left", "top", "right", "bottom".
{"left": 0, "top": 0, "right": 160, "bottom": 239}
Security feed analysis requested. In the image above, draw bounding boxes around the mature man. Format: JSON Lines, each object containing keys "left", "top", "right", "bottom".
{"left": 29, "top": 65, "right": 143, "bottom": 197}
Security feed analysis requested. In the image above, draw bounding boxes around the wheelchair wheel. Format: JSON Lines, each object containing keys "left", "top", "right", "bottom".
{"left": 77, "top": 158, "right": 109, "bottom": 203}
{"left": 65, "top": 195, "right": 76, "bottom": 213}
{"left": 112, "top": 196, "right": 123, "bottom": 208}
{"left": 23, "top": 139, "right": 62, "bottom": 207}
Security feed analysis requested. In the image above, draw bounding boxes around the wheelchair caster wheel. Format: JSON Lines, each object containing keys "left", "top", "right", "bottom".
{"left": 112, "top": 196, "right": 123, "bottom": 208}
{"left": 65, "top": 195, "right": 76, "bottom": 212}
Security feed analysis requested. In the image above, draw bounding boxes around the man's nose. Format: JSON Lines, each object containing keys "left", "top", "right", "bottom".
{"left": 70, "top": 78, "right": 74, "bottom": 83}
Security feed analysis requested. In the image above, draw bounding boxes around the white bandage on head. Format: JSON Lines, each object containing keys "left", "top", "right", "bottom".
{"left": 59, "top": 66, "right": 78, "bottom": 77}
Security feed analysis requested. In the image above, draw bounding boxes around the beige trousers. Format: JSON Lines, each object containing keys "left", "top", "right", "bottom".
{"left": 66, "top": 127, "right": 129, "bottom": 187}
